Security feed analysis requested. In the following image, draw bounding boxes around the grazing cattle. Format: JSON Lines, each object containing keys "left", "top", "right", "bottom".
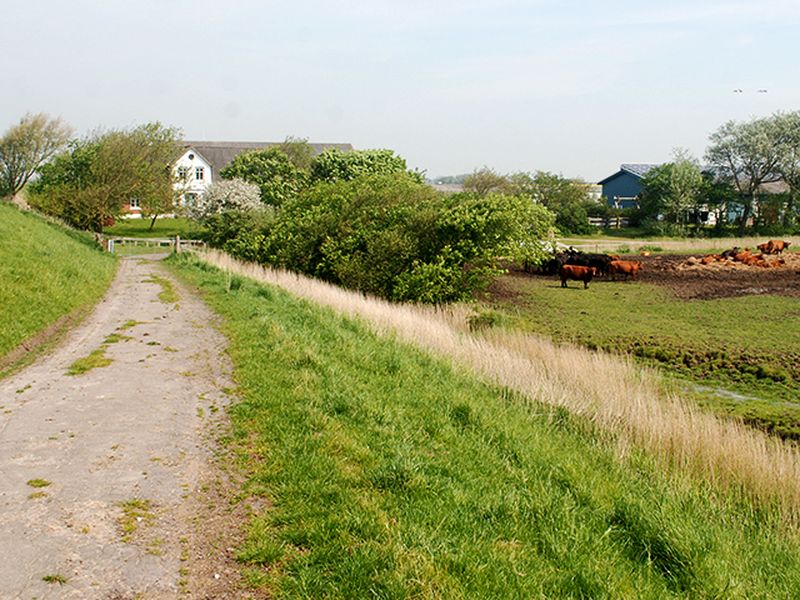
{"left": 565, "top": 252, "right": 614, "bottom": 276}
{"left": 757, "top": 241, "right": 772, "bottom": 254}
{"left": 608, "top": 260, "right": 643, "bottom": 281}
{"left": 767, "top": 240, "right": 791, "bottom": 254}
{"left": 559, "top": 264, "right": 597, "bottom": 289}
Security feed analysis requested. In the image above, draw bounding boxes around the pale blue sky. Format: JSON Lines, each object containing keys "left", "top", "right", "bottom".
{"left": 3, "top": 0, "right": 799, "bottom": 180}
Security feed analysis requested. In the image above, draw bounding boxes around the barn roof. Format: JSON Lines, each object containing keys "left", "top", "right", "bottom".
{"left": 181, "top": 141, "right": 354, "bottom": 174}
{"left": 597, "top": 163, "right": 660, "bottom": 185}
{"left": 620, "top": 163, "right": 660, "bottom": 177}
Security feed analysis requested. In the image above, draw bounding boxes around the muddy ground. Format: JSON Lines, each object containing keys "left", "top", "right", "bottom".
{"left": 512, "top": 252, "right": 800, "bottom": 300}
{"left": 635, "top": 252, "right": 800, "bottom": 300}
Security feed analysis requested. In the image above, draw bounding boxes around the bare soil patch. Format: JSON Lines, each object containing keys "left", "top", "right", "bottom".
{"left": 635, "top": 252, "right": 800, "bottom": 300}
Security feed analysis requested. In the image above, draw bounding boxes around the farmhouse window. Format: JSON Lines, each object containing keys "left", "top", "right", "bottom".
{"left": 130, "top": 198, "right": 140, "bottom": 209}
{"left": 177, "top": 166, "right": 189, "bottom": 181}
{"left": 195, "top": 167, "right": 204, "bottom": 181}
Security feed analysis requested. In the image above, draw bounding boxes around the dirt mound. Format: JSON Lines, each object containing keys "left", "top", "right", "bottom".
{"left": 637, "top": 253, "right": 800, "bottom": 300}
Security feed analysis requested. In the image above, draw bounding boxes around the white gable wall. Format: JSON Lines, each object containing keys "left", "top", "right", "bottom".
{"left": 174, "top": 148, "right": 213, "bottom": 203}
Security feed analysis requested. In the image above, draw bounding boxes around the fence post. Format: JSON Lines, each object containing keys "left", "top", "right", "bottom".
{"left": 174, "top": 235, "right": 181, "bottom": 254}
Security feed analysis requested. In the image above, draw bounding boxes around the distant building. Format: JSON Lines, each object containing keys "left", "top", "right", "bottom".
{"left": 123, "top": 140, "right": 354, "bottom": 216}
{"left": 597, "top": 164, "right": 659, "bottom": 210}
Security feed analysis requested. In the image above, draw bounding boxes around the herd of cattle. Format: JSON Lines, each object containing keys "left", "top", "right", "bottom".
{"left": 691, "top": 239, "right": 793, "bottom": 269}
{"left": 537, "top": 239, "right": 794, "bottom": 289}
{"left": 539, "top": 248, "right": 643, "bottom": 289}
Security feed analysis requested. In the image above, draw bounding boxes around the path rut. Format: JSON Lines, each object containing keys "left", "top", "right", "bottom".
{"left": 0, "top": 255, "right": 233, "bottom": 599}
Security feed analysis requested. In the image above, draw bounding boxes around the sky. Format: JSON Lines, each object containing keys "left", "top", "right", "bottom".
{"left": 2, "top": 0, "right": 799, "bottom": 181}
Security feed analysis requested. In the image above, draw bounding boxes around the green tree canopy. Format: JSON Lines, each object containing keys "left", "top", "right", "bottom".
{"left": 520, "top": 171, "right": 595, "bottom": 235}
{"left": 640, "top": 150, "right": 706, "bottom": 225}
{"left": 29, "top": 122, "right": 181, "bottom": 231}
{"left": 219, "top": 147, "right": 308, "bottom": 207}
{"left": 705, "top": 114, "right": 790, "bottom": 228}
{"left": 277, "top": 136, "right": 315, "bottom": 170}
{"left": 462, "top": 167, "right": 509, "bottom": 196}
{"left": 309, "top": 148, "right": 422, "bottom": 184}
{"left": 262, "top": 173, "right": 554, "bottom": 303}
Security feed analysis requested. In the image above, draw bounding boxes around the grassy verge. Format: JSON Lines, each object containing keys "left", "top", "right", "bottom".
{"left": 482, "top": 274, "right": 800, "bottom": 438}
{"left": 168, "top": 253, "right": 800, "bottom": 599}
{"left": 104, "top": 217, "right": 205, "bottom": 239}
{"left": 0, "top": 203, "right": 117, "bottom": 373}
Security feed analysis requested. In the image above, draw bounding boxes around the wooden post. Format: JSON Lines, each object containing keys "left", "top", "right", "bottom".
{"left": 175, "top": 235, "right": 181, "bottom": 254}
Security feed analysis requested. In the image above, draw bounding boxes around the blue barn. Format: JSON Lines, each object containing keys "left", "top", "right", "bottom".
{"left": 598, "top": 164, "right": 659, "bottom": 209}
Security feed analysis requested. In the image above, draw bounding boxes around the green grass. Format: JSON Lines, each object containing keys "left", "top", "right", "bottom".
{"left": 483, "top": 274, "right": 800, "bottom": 438}
{"left": 42, "top": 574, "right": 68, "bottom": 585}
{"left": 0, "top": 203, "right": 117, "bottom": 366}
{"left": 104, "top": 217, "right": 205, "bottom": 239}
{"left": 143, "top": 274, "right": 179, "bottom": 303}
{"left": 26, "top": 478, "right": 51, "bottom": 488}
{"left": 118, "top": 498, "right": 155, "bottom": 542}
{"left": 66, "top": 347, "right": 113, "bottom": 376}
{"left": 168, "top": 253, "right": 800, "bottom": 599}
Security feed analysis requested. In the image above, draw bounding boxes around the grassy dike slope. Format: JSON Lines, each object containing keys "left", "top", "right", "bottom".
{"left": 169, "top": 253, "right": 800, "bottom": 599}
{"left": 0, "top": 203, "right": 116, "bottom": 366}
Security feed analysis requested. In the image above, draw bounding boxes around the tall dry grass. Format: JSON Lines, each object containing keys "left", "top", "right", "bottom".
{"left": 197, "top": 248, "right": 800, "bottom": 520}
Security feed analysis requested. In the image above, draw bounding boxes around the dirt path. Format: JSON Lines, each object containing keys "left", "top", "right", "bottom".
{"left": 0, "top": 255, "right": 234, "bottom": 599}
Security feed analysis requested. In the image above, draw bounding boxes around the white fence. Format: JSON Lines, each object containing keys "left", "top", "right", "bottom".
{"left": 589, "top": 216, "right": 630, "bottom": 228}
{"left": 105, "top": 236, "right": 205, "bottom": 254}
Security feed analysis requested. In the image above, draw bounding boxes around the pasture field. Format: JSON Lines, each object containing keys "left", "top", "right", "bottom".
{"left": 168, "top": 252, "right": 800, "bottom": 599}
{"left": 104, "top": 216, "right": 205, "bottom": 239}
{"left": 0, "top": 203, "right": 116, "bottom": 374}
{"left": 484, "top": 266, "right": 800, "bottom": 438}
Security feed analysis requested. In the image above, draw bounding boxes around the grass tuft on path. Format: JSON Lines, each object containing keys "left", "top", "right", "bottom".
{"left": 0, "top": 203, "right": 116, "bottom": 369}
{"left": 169, "top": 253, "right": 800, "bottom": 599}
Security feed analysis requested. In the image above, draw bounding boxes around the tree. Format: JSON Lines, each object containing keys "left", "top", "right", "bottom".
{"left": 28, "top": 122, "right": 181, "bottom": 231}
{"left": 220, "top": 147, "right": 308, "bottom": 206}
{"left": 705, "top": 115, "right": 790, "bottom": 230}
{"left": 462, "top": 167, "right": 508, "bottom": 196}
{"left": 277, "top": 136, "right": 315, "bottom": 170}
{"left": 524, "top": 171, "right": 594, "bottom": 234}
{"left": 775, "top": 111, "right": 800, "bottom": 227}
{"left": 309, "top": 148, "right": 422, "bottom": 184}
{"left": 185, "top": 178, "right": 263, "bottom": 221}
{"left": 640, "top": 149, "right": 706, "bottom": 225}
{"left": 0, "top": 113, "right": 72, "bottom": 198}
{"left": 100, "top": 123, "right": 182, "bottom": 230}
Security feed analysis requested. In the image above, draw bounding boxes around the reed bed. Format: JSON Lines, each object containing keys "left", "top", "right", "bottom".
{"left": 197, "top": 248, "right": 800, "bottom": 520}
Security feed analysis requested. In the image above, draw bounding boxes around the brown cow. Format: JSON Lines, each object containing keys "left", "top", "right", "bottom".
{"left": 767, "top": 240, "right": 791, "bottom": 254}
{"left": 559, "top": 264, "right": 596, "bottom": 289}
{"left": 757, "top": 241, "right": 773, "bottom": 254}
{"left": 608, "top": 260, "right": 643, "bottom": 281}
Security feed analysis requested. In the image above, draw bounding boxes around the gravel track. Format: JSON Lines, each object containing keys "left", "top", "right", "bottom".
{"left": 0, "top": 255, "right": 233, "bottom": 599}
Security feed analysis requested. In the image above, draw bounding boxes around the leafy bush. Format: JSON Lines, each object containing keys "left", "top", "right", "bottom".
{"left": 309, "top": 149, "right": 423, "bottom": 184}
{"left": 220, "top": 148, "right": 308, "bottom": 206}
{"left": 213, "top": 173, "right": 554, "bottom": 303}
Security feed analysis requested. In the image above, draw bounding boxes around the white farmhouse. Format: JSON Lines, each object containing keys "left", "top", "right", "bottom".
{"left": 123, "top": 140, "right": 354, "bottom": 216}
